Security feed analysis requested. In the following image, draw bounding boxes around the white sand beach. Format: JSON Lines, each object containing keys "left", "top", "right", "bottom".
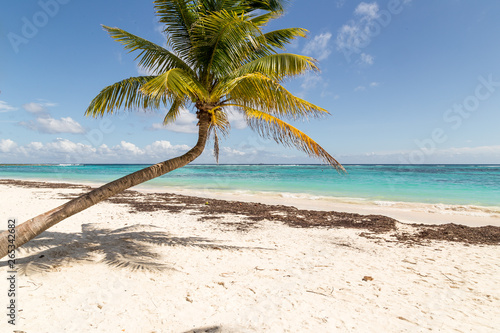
{"left": 1, "top": 181, "right": 499, "bottom": 332}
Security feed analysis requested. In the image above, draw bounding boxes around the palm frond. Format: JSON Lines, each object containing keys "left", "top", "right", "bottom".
{"left": 245, "top": 27, "right": 308, "bottom": 60}
{"left": 103, "top": 25, "right": 194, "bottom": 75}
{"left": 210, "top": 109, "right": 230, "bottom": 136}
{"left": 86, "top": 76, "right": 165, "bottom": 117}
{"left": 199, "top": 0, "right": 286, "bottom": 17}
{"left": 208, "top": 109, "right": 230, "bottom": 163}
{"left": 154, "top": 0, "right": 198, "bottom": 60}
{"left": 219, "top": 73, "right": 328, "bottom": 119}
{"left": 140, "top": 68, "right": 208, "bottom": 102}
{"left": 242, "top": 107, "right": 345, "bottom": 172}
{"left": 191, "top": 10, "right": 263, "bottom": 81}
{"left": 163, "top": 97, "right": 185, "bottom": 125}
{"left": 262, "top": 27, "right": 307, "bottom": 50}
{"left": 199, "top": 0, "right": 240, "bottom": 13}
{"left": 250, "top": 11, "right": 280, "bottom": 26}
{"left": 241, "top": 0, "right": 287, "bottom": 13}
{"left": 235, "top": 53, "right": 318, "bottom": 81}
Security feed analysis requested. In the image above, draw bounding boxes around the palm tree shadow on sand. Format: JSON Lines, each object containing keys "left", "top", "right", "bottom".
{"left": 0, "top": 223, "right": 257, "bottom": 275}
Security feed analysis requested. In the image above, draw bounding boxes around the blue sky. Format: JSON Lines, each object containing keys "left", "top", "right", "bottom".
{"left": 1, "top": 0, "right": 500, "bottom": 164}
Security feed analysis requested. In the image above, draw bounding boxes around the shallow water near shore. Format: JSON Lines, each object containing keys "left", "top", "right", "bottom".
{"left": 1, "top": 164, "right": 499, "bottom": 210}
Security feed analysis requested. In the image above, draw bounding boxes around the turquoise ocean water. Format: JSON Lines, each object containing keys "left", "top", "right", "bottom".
{"left": 0, "top": 164, "right": 499, "bottom": 207}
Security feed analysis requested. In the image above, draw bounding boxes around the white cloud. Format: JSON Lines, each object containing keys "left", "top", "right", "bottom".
{"left": 97, "top": 144, "right": 112, "bottom": 155}
{"left": 12, "top": 138, "right": 97, "bottom": 160}
{"left": 226, "top": 108, "right": 248, "bottom": 130}
{"left": 23, "top": 102, "right": 46, "bottom": 114}
{"left": 0, "top": 138, "right": 195, "bottom": 163}
{"left": 222, "top": 147, "right": 246, "bottom": 156}
{"left": 114, "top": 141, "right": 144, "bottom": 156}
{"left": 336, "top": 2, "right": 383, "bottom": 64}
{"left": 300, "top": 74, "right": 323, "bottom": 90}
{"left": 44, "top": 138, "right": 96, "bottom": 155}
{"left": 354, "top": 81, "right": 379, "bottom": 92}
{"left": 0, "top": 135, "right": 286, "bottom": 164}
{"left": 298, "top": 33, "right": 334, "bottom": 97}
{"left": 150, "top": 123, "right": 166, "bottom": 130}
{"left": 359, "top": 53, "right": 374, "bottom": 65}
{"left": 20, "top": 116, "right": 86, "bottom": 134}
{"left": 0, "top": 139, "right": 17, "bottom": 153}
{"left": 27, "top": 141, "right": 43, "bottom": 150}
{"left": 336, "top": 0, "right": 411, "bottom": 64}
{"left": 150, "top": 108, "right": 198, "bottom": 133}
{"left": 303, "top": 32, "right": 333, "bottom": 61}
{"left": 354, "top": 2, "right": 380, "bottom": 19}
{"left": 147, "top": 140, "right": 174, "bottom": 152}
{"left": 144, "top": 140, "right": 190, "bottom": 158}
{"left": 0, "top": 101, "right": 17, "bottom": 112}
{"left": 22, "top": 101, "right": 57, "bottom": 114}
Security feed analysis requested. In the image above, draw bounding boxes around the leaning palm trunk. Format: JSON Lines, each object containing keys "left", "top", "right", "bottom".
{"left": 0, "top": 112, "right": 211, "bottom": 259}
{"left": 1, "top": 1, "right": 345, "bottom": 259}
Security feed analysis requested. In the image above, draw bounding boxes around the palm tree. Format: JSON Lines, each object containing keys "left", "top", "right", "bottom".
{"left": 0, "top": 0, "right": 344, "bottom": 258}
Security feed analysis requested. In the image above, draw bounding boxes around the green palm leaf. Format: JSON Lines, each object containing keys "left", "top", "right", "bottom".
{"left": 235, "top": 53, "right": 319, "bottom": 81}
{"left": 162, "top": 97, "right": 185, "bottom": 125}
{"left": 242, "top": 0, "right": 287, "bottom": 13}
{"left": 88, "top": 0, "right": 342, "bottom": 169}
{"left": 154, "top": 0, "right": 197, "bottom": 61}
{"left": 191, "top": 9, "right": 263, "bottom": 81}
{"left": 86, "top": 76, "right": 165, "bottom": 116}
{"left": 262, "top": 28, "right": 307, "bottom": 49}
{"left": 140, "top": 68, "right": 209, "bottom": 102}
{"left": 103, "top": 25, "right": 194, "bottom": 75}
{"left": 248, "top": 27, "right": 308, "bottom": 59}
{"left": 250, "top": 11, "right": 281, "bottom": 26}
{"left": 220, "top": 73, "right": 328, "bottom": 119}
